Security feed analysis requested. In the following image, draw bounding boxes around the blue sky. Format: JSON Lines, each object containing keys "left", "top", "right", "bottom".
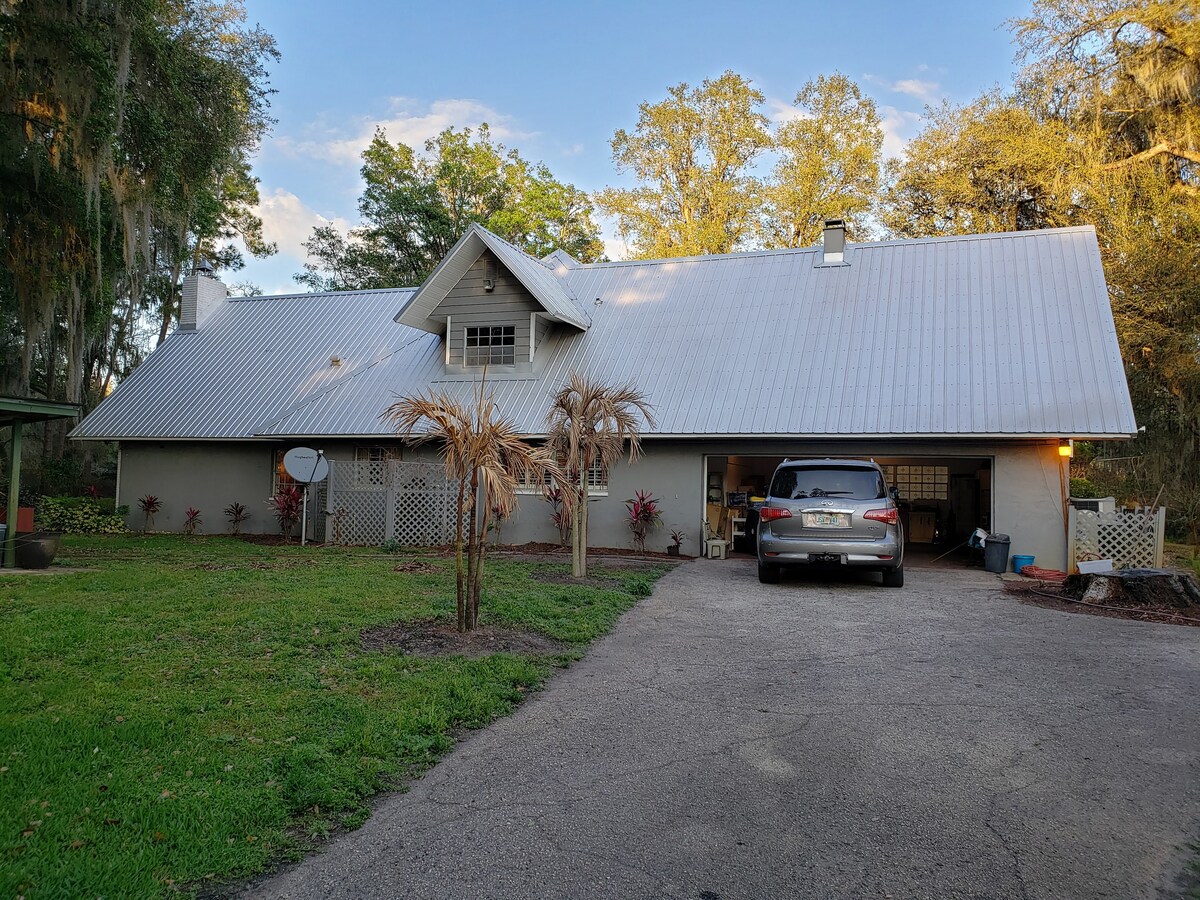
{"left": 237, "top": 0, "right": 1031, "bottom": 294}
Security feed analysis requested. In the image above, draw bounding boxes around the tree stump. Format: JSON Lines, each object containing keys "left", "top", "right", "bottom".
{"left": 1062, "top": 569, "right": 1200, "bottom": 610}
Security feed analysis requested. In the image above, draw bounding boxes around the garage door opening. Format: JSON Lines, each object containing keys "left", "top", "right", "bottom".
{"left": 704, "top": 454, "right": 993, "bottom": 567}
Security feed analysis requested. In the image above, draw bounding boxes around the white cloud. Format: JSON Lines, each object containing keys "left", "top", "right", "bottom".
{"left": 561, "top": 142, "right": 585, "bottom": 157}
{"left": 863, "top": 73, "right": 944, "bottom": 105}
{"left": 879, "top": 106, "right": 924, "bottom": 160}
{"left": 278, "top": 98, "right": 534, "bottom": 166}
{"left": 890, "top": 78, "right": 942, "bottom": 103}
{"left": 766, "top": 96, "right": 811, "bottom": 124}
{"left": 252, "top": 188, "right": 351, "bottom": 258}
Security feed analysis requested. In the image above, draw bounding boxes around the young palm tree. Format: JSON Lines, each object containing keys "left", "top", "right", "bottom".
{"left": 545, "top": 373, "right": 656, "bottom": 578}
{"left": 383, "top": 378, "right": 557, "bottom": 630}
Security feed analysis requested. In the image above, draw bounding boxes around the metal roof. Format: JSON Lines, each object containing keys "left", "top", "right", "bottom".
{"left": 73, "top": 225, "right": 1138, "bottom": 442}
{"left": 71, "top": 288, "right": 423, "bottom": 439}
{"left": 395, "top": 224, "right": 591, "bottom": 333}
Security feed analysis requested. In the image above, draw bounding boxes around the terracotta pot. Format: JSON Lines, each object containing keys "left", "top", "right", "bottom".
{"left": 14, "top": 531, "right": 62, "bottom": 569}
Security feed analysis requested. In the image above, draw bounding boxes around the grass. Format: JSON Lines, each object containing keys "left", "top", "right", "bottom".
{"left": 0, "top": 535, "right": 665, "bottom": 898}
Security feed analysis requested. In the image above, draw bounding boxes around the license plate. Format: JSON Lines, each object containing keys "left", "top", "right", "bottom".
{"left": 810, "top": 552, "right": 842, "bottom": 563}
{"left": 802, "top": 512, "right": 850, "bottom": 528}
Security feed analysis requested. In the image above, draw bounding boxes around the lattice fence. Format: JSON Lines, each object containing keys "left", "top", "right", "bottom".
{"left": 1068, "top": 505, "right": 1166, "bottom": 571}
{"left": 326, "top": 460, "right": 459, "bottom": 546}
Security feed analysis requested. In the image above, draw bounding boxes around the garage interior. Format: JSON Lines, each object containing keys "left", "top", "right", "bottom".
{"left": 704, "top": 454, "right": 993, "bottom": 565}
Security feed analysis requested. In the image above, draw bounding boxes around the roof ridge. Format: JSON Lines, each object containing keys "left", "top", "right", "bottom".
{"left": 231, "top": 286, "right": 419, "bottom": 303}
{"left": 575, "top": 225, "right": 1099, "bottom": 270}
{"left": 471, "top": 223, "right": 557, "bottom": 271}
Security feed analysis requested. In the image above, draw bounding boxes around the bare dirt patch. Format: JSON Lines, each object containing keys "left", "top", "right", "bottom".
{"left": 392, "top": 560, "right": 439, "bottom": 574}
{"left": 361, "top": 619, "right": 569, "bottom": 657}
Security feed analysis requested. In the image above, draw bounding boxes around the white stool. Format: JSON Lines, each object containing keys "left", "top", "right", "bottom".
{"left": 707, "top": 539, "right": 729, "bottom": 560}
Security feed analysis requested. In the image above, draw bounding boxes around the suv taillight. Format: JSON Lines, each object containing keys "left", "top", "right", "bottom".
{"left": 759, "top": 507, "right": 792, "bottom": 522}
{"left": 863, "top": 508, "right": 898, "bottom": 525}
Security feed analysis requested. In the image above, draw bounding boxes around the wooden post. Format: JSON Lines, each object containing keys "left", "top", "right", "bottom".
{"left": 1154, "top": 506, "right": 1167, "bottom": 568}
{"left": 4, "top": 422, "right": 22, "bottom": 568}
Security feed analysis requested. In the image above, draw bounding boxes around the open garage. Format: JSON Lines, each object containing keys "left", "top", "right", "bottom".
{"left": 704, "top": 451, "right": 997, "bottom": 566}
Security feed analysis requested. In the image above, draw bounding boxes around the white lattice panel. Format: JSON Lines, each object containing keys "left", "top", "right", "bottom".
{"left": 327, "top": 460, "right": 459, "bottom": 547}
{"left": 1070, "top": 507, "right": 1166, "bottom": 570}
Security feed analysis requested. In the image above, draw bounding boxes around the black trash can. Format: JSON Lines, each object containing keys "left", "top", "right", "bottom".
{"left": 983, "top": 534, "right": 1011, "bottom": 574}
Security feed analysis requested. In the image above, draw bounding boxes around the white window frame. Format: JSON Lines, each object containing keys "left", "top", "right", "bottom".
{"left": 272, "top": 448, "right": 299, "bottom": 496}
{"left": 516, "top": 459, "right": 608, "bottom": 496}
{"left": 354, "top": 446, "right": 401, "bottom": 488}
{"left": 464, "top": 325, "right": 515, "bottom": 366}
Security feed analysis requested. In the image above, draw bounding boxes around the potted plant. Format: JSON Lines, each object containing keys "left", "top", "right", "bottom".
{"left": 15, "top": 504, "right": 62, "bottom": 569}
{"left": 667, "top": 528, "right": 685, "bottom": 556}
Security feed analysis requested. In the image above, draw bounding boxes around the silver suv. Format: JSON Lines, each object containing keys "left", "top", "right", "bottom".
{"left": 757, "top": 459, "right": 904, "bottom": 587}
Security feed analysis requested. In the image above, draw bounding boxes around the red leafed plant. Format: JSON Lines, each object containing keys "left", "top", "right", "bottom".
{"left": 224, "top": 501, "right": 248, "bottom": 535}
{"left": 268, "top": 487, "right": 302, "bottom": 540}
{"left": 137, "top": 494, "right": 161, "bottom": 532}
{"left": 625, "top": 490, "right": 663, "bottom": 554}
{"left": 183, "top": 507, "right": 203, "bottom": 535}
{"left": 545, "top": 487, "right": 571, "bottom": 547}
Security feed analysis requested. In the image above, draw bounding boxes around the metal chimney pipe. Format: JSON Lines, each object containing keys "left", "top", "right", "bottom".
{"left": 822, "top": 220, "right": 846, "bottom": 263}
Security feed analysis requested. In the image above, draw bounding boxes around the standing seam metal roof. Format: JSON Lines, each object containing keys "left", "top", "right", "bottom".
{"left": 72, "top": 225, "right": 1137, "bottom": 441}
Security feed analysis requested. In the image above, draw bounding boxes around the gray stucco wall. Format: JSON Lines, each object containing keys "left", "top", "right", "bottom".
{"left": 500, "top": 438, "right": 1068, "bottom": 569}
{"left": 117, "top": 437, "right": 1067, "bottom": 569}
{"left": 117, "top": 440, "right": 412, "bottom": 536}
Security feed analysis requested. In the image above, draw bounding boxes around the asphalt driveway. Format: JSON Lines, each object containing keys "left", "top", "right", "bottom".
{"left": 244, "top": 560, "right": 1200, "bottom": 899}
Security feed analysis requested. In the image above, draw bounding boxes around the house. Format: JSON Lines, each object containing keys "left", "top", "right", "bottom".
{"left": 71, "top": 222, "right": 1137, "bottom": 567}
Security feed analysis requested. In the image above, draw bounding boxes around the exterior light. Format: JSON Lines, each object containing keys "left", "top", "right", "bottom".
{"left": 1059, "top": 438, "right": 1074, "bottom": 458}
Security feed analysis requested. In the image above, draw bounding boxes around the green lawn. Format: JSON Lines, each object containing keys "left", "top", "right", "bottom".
{"left": 0, "top": 535, "right": 663, "bottom": 898}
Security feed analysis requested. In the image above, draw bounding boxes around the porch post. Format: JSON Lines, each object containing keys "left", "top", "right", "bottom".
{"left": 5, "top": 422, "right": 22, "bottom": 568}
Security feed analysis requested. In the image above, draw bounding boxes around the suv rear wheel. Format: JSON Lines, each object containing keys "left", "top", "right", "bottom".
{"left": 758, "top": 560, "right": 780, "bottom": 584}
{"left": 881, "top": 566, "right": 904, "bottom": 588}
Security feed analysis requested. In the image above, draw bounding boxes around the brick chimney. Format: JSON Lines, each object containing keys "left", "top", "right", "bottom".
{"left": 179, "top": 260, "right": 228, "bottom": 330}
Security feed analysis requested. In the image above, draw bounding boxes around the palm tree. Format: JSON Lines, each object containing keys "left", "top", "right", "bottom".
{"left": 545, "top": 373, "right": 656, "bottom": 578}
{"left": 383, "top": 377, "right": 557, "bottom": 631}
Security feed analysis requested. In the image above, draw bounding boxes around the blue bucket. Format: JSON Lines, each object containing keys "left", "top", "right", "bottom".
{"left": 1012, "top": 554, "right": 1035, "bottom": 574}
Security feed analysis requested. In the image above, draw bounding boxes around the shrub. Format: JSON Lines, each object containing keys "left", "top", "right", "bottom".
{"left": 183, "top": 507, "right": 203, "bottom": 535}
{"left": 268, "top": 487, "right": 302, "bottom": 540}
{"left": 38, "top": 497, "right": 127, "bottom": 535}
{"left": 625, "top": 490, "right": 663, "bottom": 553}
{"left": 224, "top": 501, "right": 249, "bottom": 535}
{"left": 137, "top": 494, "right": 161, "bottom": 531}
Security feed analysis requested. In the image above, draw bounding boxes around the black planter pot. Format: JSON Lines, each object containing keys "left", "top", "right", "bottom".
{"left": 666, "top": 545, "right": 680, "bottom": 557}
{"left": 14, "top": 531, "right": 62, "bottom": 569}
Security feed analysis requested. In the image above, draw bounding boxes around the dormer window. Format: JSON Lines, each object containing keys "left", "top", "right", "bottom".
{"left": 465, "top": 325, "right": 515, "bottom": 366}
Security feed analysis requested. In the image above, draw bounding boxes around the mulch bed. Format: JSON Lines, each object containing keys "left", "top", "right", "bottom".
{"left": 1004, "top": 578, "right": 1200, "bottom": 627}
{"left": 361, "top": 619, "right": 569, "bottom": 657}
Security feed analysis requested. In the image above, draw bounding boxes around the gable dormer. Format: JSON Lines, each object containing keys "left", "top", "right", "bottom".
{"left": 394, "top": 224, "right": 589, "bottom": 373}
{"left": 443, "top": 250, "right": 540, "bottom": 369}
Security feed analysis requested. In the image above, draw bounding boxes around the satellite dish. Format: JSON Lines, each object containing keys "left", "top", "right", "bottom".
{"left": 283, "top": 447, "right": 329, "bottom": 484}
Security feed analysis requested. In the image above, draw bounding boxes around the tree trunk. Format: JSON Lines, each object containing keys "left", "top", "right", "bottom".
{"left": 471, "top": 501, "right": 491, "bottom": 629}
{"left": 578, "top": 451, "right": 590, "bottom": 578}
{"left": 454, "top": 477, "right": 467, "bottom": 632}
{"left": 464, "top": 465, "right": 480, "bottom": 631}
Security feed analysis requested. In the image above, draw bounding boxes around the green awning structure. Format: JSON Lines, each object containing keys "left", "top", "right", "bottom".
{"left": 1, "top": 396, "right": 81, "bottom": 567}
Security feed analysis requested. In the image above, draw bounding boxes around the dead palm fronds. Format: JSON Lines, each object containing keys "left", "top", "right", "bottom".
{"left": 383, "top": 375, "right": 558, "bottom": 630}
{"left": 545, "top": 372, "right": 656, "bottom": 577}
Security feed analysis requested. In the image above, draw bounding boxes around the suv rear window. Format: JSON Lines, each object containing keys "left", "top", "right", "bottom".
{"left": 770, "top": 466, "right": 886, "bottom": 501}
